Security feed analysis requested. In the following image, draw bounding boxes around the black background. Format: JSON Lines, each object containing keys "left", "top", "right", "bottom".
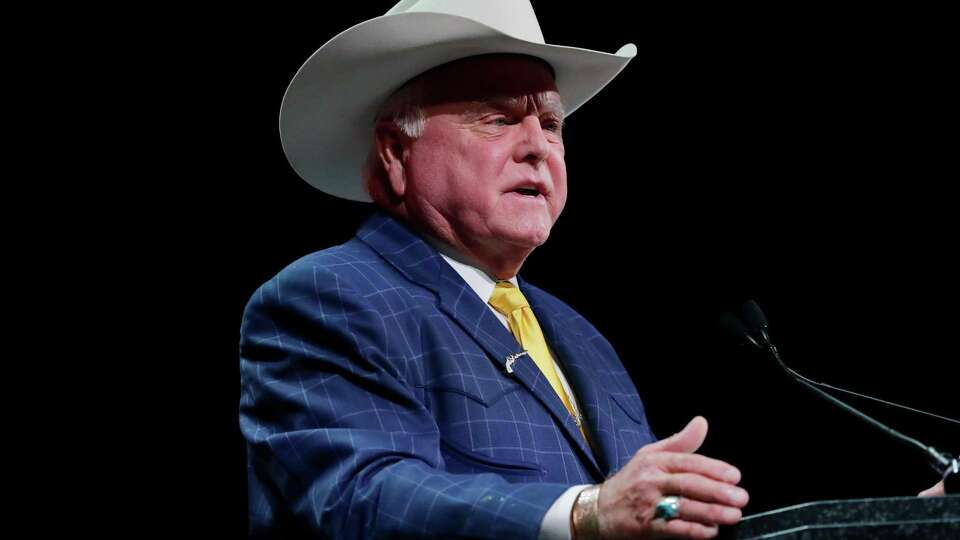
{"left": 178, "top": 1, "right": 958, "bottom": 535}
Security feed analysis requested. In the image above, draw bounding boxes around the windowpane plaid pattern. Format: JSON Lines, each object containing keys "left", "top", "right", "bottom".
{"left": 239, "top": 211, "right": 656, "bottom": 538}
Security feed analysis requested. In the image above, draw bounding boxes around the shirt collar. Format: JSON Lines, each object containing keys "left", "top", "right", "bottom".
{"left": 425, "top": 237, "right": 518, "bottom": 302}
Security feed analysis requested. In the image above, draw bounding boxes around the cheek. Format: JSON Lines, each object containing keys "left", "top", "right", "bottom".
{"left": 409, "top": 144, "right": 499, "bottom": 216}
{"left": 407, "top": 138, "right": 463, "bottom": 201}
{"left": 549, "top": 154, "right": 568, "bottom": 215}
{"left": 553, "top": 184, "right": 567, "bottom": 216}
{"left": 456, "top": 147, "right": 508, "bottom": 199}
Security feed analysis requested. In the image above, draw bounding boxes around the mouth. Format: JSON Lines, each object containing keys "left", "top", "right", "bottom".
{"left": 512, "top": 187, "right": 542, "bottom": 197}
{"left": 507, "top": 180, "right": 549, "bottom": 199}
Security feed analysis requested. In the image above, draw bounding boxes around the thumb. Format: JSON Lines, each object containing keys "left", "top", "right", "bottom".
{"left": 639, "top": 416, "right": 709, "bottom": 455}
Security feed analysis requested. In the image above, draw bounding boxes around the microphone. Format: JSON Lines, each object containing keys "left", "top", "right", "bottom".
{"left": 719, "top": 301, "right": 958, "bottom": 481}
{"left": 736, "top": 300, "right": 959, "bottom": 426}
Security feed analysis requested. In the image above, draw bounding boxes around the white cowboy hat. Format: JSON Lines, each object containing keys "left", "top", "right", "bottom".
{"left": 279, "top": 0, "right": 637, "bottom": 202}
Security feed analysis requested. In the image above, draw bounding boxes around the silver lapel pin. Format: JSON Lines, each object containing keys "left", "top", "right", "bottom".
{"left": 504, "top": 351, "right": 530, "bottom": 374}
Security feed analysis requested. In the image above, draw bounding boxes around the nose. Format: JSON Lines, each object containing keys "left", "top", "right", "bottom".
{"left": 514, "top": 115, "right": 550, "bottom": 166}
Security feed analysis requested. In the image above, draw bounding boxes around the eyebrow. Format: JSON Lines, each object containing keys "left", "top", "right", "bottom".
{"left": 466, "top": 93, "right": 566, "bottom": 119}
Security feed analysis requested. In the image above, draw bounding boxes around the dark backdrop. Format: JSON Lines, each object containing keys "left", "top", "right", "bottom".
{"left": 208, "top": 2, "right": 957, "bottom": 535}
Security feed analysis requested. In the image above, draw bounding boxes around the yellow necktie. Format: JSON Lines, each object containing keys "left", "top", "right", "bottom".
{"left": 488, "top": 281, "right": 588, "bottom": 442}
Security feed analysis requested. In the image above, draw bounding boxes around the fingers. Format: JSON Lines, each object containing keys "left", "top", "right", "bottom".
{"left": 918, "top": 480, "right": 945, "bottom": 497}
{"left": 627, "top": 445, "right": 741, "bottom": 486}
{"left": 660, "top": 453, "right": 742, "bottom": 484}
{"left": 645, "top": 494, "right": 743, "bottom": 539}
{"left": 639, "top": 416, "right": 709, "bottom": 455}
{"left": 661, "top": 473, "right": 749, "bottom": 508}
{"left": 657, "top": 519, "right": 720, "bottom": 539}
{"left": 672, "top": 497, "right": 742, "bottom": 526}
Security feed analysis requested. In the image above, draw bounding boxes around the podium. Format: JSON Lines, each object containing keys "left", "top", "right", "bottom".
{"left": 720, "top": 495, "right": 960, "bottom": 539}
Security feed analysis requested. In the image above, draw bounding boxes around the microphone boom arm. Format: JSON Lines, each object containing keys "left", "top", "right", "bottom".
{"left": 759, "top": 327, "right": 956, "bottom": 476}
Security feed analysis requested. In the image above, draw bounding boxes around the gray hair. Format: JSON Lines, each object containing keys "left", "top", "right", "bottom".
{"left": 362, "top": 78, "right": 428, "bottom": 204}
{"left": 377, "top": 79, "right": 427, "bottom": 138}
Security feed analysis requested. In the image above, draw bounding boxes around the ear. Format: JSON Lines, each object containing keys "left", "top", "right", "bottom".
{"left": 373, "top": 121, "right": 413, "bottom": 199}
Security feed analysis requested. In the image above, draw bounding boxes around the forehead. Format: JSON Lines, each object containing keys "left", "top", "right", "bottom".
{"left": 411, "top": 54, "right": 562, "bottom": 111}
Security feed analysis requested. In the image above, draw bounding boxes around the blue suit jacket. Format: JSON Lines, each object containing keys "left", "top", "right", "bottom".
{"left": 239, "top": 211, "right": 656, "bottom": 539}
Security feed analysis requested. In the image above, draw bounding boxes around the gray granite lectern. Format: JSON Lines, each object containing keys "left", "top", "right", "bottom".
{"left": 720, "top": 495, "right": 960, "bottom": 539}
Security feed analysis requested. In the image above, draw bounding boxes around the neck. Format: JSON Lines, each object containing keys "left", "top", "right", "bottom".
{"left": 425, "top": 232, "right": 530, "bottom": 281}
{"left": 384, "top": 204, "right": 533, "bottom": 280}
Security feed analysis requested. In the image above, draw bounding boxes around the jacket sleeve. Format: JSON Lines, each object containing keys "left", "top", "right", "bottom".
{"left": 239, "top": 263, "right": 570, "bottom": 539}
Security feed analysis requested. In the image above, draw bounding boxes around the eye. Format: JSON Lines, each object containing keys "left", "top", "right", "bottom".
{"left": 490, "top": 116, "right": 510, "bottom": 126}
{"left": 542, "top": 119, "right": 563, "bottom": 133}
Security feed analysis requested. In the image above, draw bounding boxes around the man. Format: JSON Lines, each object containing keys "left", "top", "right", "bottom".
{"left": 240, "top": 1, "right": 749, "bottom": 538}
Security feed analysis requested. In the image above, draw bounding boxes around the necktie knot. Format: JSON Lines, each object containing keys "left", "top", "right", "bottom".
{"left": 488, "top": 281, "right": 529, "bottom": 315}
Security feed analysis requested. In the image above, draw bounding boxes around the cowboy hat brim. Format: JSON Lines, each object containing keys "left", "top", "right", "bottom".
{"left": 280, "top": 11, "right": 637, "bottom": 202}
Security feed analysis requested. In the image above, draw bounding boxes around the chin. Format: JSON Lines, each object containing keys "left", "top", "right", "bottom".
{"left": 489, "top": 212, "right": 557, "bottom": 248}
{"left": 507, "top": 225, "right": 552, "bottom": 248}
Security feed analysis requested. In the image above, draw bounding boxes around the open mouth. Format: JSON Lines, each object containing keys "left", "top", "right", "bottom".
{"left": 513, "top": 188, "right": 541, "bottom": 197}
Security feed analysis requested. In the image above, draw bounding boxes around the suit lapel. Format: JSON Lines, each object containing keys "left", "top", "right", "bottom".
{"left": 357, "top": 212, "right": 603, "bottom": 479}
{"left": 356, "top": 212, "right": 520, "bottom": 365}
{"left": 521, "top": 278, "right": 623, "bottom": 478}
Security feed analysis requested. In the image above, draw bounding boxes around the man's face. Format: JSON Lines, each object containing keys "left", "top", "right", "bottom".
{"left": 401, "top": 55, "right": 567, "bottom": 259}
